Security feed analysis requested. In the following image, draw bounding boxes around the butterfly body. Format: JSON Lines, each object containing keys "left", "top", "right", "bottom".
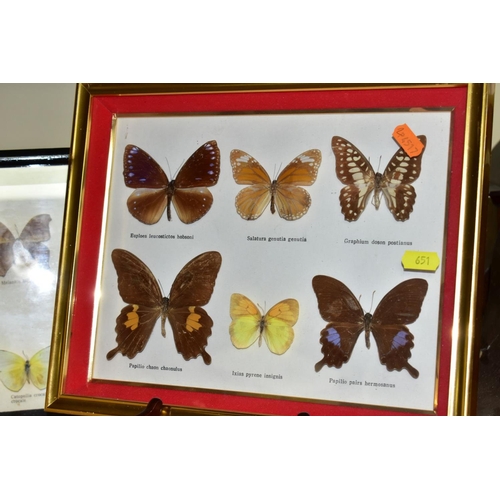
{"left": 229, "top": 293, "right": 299, "bottom": 355}
{"left": 165, "top": 179, "right": 176, "bottom": 222}
{"left": 372, "top": 172, "right": 384, "bottom": 210}
{"left": 312, "top": 276, "right": 428, "bottom": 378}
{"left": 124, "top": 141, "right": 220, "bottom": 225}
{"left": 0, "top": 346, "right": 50, "bottom": 392}
{"left": 231, "top": 149, "right": 321, "bottom": 220}
{"left": 332, "top": 135, "right": 426, "bottom": 221}
{"left": 108, "top": 249, "right": 221, "bottom": 364}
{"left": 0, "top": 214, "right": 51, "bottom": 277}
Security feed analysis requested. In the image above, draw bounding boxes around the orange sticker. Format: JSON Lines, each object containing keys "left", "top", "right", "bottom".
{"left": 393, "top": 124, "right": 424, "bottom": 157}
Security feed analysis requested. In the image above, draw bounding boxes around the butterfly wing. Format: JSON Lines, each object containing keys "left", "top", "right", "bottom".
{"left": 332, "top": 136, "right": 376, "bottom": 221}
{"left": 18, "top": 214, "right": 52, "bottom": 268}
{"left": 274, "top": 150, "right": 321, "bottom": 220}
{"left": 108, "top": 304, "right": 165, "bottom": 360}
{"left": 262, "top": 299, "right": 299, "bottom": 355}
{"left": 167, "top": 251, "right": 222, "bottom": 364}
{"left": 168, "top": 306, "right": 214, "bottom": 364}
{"left": 111, "top": 249, "right": 163, "bottom": 307}
{"left": 0, "top": 222, "right": 15, "bottom": 276}
{"left": 231, "top": 149, "right": 272, "bottom": 220}
{"left": 370, "top": 278, "right": 428, "bottom": 378}
{"left": 312, "top": 275, "right": 366, "bottom": 372}
{"left": 27, "top": 346, "right": 50, "bottom": 390}
{"left": 123, "top": 145, "right": 169, "bottom": 224}
{"left": 0, "top": 351, "right": 27, "bottom": 392}
{"left": 229, "top": 293, "right": 262, "bottom": 349}
{"left": 107, "top": 249, "right": 165, "bottom": 360}
{"left": 171, "top": 188, "right": 213, "bottom": 224}
{"left": 171, "top": 140, "right": 221, "bottom": 224}
{"left": 378, "top": 135, "right": 426, "bottom": 221}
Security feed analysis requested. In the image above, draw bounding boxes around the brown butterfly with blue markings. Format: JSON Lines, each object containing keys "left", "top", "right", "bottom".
{"left": 107, "top": 249, "right": 222, "bottom": 364}
{"left": 0, "top": 214, "right": 51, "bottom": 277}
{"left": 123, "top": 141, "right": 220, "bottom": 225}
{"left": 332, "top": 135, "right": 426, "bottom": 221}
{"left": 312, "top": 276, "right": 428, "bottom": 378}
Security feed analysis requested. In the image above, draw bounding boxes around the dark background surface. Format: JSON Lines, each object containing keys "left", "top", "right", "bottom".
{"left": 476, "top": 141, "right": 500, "bottom": 415}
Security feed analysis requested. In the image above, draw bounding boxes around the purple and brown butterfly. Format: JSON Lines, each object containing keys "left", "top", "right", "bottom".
{"left": 123, "top": 141, "right": 220, "bottom": 224}
{"left": 332, "top": 135, "right": 427, "bottom": 221}
{"left": 0, "top": 214, "right": 51, "bottom": 277}
{"left": 107, "top": 249, "right": 222, "bottom": 364}
{"left": 312, "top": 275, "right": 428, "bottom": 378}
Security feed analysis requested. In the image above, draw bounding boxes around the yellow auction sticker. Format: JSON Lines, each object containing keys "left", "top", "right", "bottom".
{"left": 402, "top": 251, "right": 440, "bottom": 272}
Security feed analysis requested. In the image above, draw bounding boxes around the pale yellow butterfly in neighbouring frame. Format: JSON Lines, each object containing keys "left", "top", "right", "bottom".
{"left": 0, "top": 346, "right": 50, "bottom": 392}
{"left": 229, "top": 293, "right": 299, "bottom": 355}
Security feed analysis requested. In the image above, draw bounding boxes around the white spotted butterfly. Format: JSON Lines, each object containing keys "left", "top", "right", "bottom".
{"left": 332, "top": 135, "right": 426, "bottom": 221}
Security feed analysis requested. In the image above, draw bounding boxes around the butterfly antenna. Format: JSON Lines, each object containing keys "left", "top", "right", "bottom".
{"left": 368, "top": 290, "right": 376, "bottom": 314}
{"left": 164, "top": 155, "right": 174, "bottom": 178}
{"left": 158, "top": 279, "right": 167, "bottom": 298}
{"left": 273, "top": 163, "right": 280, "bottom": 179}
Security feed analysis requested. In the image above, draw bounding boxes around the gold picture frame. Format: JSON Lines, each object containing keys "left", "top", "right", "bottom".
{"left": 45, "top": 84, "right": 494, "bottom": 415}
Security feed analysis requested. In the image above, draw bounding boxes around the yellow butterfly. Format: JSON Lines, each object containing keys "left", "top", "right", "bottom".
{"left": 229, "top": 294, "right": 299, "bottom": 355}
{"left": 0, "top": 346, "right": 50, "bottom": 392}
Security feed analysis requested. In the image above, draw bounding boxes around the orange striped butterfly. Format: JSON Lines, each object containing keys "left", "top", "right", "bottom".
{"left": 230, "top": 149, "right": 321, "bottom": 220}
{"left": 123, "top": 141, "right": 220, "bottom": 225}
{"left": 332, "top": 135, "right": 426, "bottom": 221}
{"left": 107, "top": 249, "right": 222, "bottom": 364}
{"left": 0, "top": 214, "right": 51, "bottom": 277}
{"left": 229, "top": 294, "right": 299, "bottom": 355}
{"left": 312, "top": 276, "right": 428, "bottom": 378}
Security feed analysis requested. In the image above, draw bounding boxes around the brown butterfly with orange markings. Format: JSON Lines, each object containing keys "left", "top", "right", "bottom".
{"left": 123, "top": 141, "right": 220, "bottom": 225}
{"left": 332, "top": 135, "right": 426, "bottom": 221}
{"left": 107, "top": 249, "right": 222, "bottom": 364}
{"left": 230, "top": 148, "right": 321, "bottom": 220}
{"left": 312, "top": 276, "right": 428, "bottom": 378}
{"left": 0, "top": 214, "right": 51, "bottom": 277}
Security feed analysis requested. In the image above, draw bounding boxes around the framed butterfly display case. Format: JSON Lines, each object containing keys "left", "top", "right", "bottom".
{"left": 46, "top": 84, "right": 493, "bottom": 416}
{"left": 0, "top": 149, "right": 68, "bottom": 414}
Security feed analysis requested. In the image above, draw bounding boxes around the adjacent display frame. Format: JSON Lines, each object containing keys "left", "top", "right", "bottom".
{"left": 45, "top": 84, "right": 493, "bottom": 416}
{"left": 0, "top": 148, "right": 69, "bottom": 415}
